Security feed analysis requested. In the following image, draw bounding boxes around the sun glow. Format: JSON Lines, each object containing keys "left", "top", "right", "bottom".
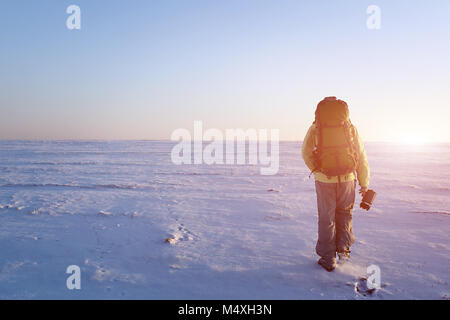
{"left": 394, "top": 134, "right": 430, "bottom": 146}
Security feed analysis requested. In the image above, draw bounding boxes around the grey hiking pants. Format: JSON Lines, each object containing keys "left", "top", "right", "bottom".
{"left": 315, "top": 180, "right": 356, "bottom": 260}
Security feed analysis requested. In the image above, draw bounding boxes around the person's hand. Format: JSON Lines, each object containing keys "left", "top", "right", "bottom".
{"left": 359, "top": 186, "right": 368, "bottom": 197}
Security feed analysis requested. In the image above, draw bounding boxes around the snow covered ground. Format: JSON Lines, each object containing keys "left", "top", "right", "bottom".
{"left": 0, "top": 140, "right": 449, "bottom": 299}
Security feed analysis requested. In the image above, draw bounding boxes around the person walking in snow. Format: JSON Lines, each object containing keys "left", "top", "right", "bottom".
{"left": 302, "top": 97, "right": 370, "bottom": 272}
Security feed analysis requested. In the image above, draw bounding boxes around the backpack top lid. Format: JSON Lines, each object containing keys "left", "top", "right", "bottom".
{"left": 315, "top": 97, "right": 349, "bottom": 126}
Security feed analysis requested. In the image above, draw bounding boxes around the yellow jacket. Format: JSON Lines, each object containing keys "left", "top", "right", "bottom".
{"left": 302, "top": 124, "right": 370, "bottom": 187}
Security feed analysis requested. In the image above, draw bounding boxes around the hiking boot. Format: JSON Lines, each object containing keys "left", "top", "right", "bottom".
{"left": 337, "top": 252, "right": 350, "bottom": 262}
{"left": 318, "top": 257, "right": 336, "bottom": 272}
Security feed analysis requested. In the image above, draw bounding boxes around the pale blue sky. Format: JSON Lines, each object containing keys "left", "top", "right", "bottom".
{"left": 1, "top": 0, "right": 449, "bottom": 142}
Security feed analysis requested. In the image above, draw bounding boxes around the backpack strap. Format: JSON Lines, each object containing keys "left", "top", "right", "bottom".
{"left": 343, "top": 123, "right": 359, "bottom": 169}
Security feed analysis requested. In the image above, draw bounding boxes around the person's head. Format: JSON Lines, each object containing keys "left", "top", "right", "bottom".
{"left": 315, "top": 97, "right": 349, "bottom": 124}
{"left": 317, "top": 96, "right": 348, "bottom": 108}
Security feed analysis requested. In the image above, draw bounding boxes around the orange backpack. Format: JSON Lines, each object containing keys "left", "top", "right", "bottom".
{"left": 312, "top": 97, "right": 359, "bottom": 179}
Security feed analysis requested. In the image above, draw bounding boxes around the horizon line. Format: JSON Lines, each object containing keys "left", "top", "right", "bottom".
{"left": 0, "top": 138, "right": 449, "bottom": 144}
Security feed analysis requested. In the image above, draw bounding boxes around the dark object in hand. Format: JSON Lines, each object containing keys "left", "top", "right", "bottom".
{"left": 360, "top": 189, "right": 376, "bottom": 211}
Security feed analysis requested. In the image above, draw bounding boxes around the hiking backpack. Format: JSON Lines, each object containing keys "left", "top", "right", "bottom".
{"left": 312, "top": 97, "right": 359, "bottom": 179}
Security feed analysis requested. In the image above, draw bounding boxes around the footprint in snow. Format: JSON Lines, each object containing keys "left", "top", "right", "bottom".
{"left": 165, "top": 223, "right": 196, "bottom": 244}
